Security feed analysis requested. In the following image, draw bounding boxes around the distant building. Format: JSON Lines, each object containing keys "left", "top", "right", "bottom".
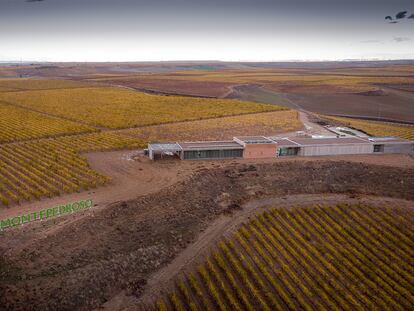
{"left": 147, "top": 135, "right": 413, "bottom": 160}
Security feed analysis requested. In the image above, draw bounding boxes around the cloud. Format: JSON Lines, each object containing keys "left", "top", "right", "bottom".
{"left": 393, "top": 37, "right": 410, "bottom": 43}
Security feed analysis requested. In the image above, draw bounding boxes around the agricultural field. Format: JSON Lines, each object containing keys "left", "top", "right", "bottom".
{"left": 325, "top": 116, "right": 414, "bottom": 141}
{"left": 89, "top": 76, "right": 235, "bottom": 97}
{"left": 0, "top": 103, "right": 96, "bottom": 143}
{"left": 0, "top": 87, "right": 283, "bottom": 129}
{"left": 155, "top": 203, "right": 414, "bottom": 311}
{"left": 0, "top": 78, "right": 95, "bottom": 91}
{"left": 0, "top": 132, "right": 144, "bottom": 207}
{"left": 84, "top": 65, "right": 414, "bottom": 123}
{"left": 89, "top": 66, "right": 414, "bottom": 95}
{"left": 126, "top": 110, "right": 301, "bottom": 142}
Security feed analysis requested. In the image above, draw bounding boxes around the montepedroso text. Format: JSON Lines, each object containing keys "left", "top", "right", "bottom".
{"left": 0, "top": 199, "right": 93, "bottom": 230}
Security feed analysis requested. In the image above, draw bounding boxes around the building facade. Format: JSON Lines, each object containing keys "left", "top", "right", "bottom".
{"left": 147, "top": 135, "right": 413, "bottom": 160}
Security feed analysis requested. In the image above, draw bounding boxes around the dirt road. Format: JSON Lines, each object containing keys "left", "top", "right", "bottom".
{"left": 297, "top": 110, "right": 334, "bottom": 136}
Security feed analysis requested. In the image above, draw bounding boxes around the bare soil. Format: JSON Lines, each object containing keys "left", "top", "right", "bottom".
{"left": 226, "top": 84, "right": 414, "bottom": 123}
{"left": 0, "top": 157, "right": 413, "bottom": 311}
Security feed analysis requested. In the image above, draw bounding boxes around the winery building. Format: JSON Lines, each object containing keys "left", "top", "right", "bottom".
{"left": 147, "top": 135, "right": 413, "bottom": 160}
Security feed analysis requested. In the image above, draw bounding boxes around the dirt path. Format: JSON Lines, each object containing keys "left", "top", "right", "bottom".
{"left": 297, "top": 110, "right": 334, "bottom": 136}
{"left": 106, "top": 193, "right": 414, "bottom": 310}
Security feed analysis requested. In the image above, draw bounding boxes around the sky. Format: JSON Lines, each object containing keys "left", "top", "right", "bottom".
{"left": 0, "top": 0, "right": 413, "bottom": 62}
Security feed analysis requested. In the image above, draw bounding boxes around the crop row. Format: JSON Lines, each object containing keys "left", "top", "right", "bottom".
{"left": 125, "top": 110, "right": 300, "bottom": 142}
{"left": 0, "top": 87, "right": 283, "bottom": 129}
{"left": 0, "top": 103, "right": 96, "bottom": 143}
{"left": 156, "top": 204, "right": 414, "bottom": 310}
{"left": 0, "top": 132, "right": 144, "bottom": 207}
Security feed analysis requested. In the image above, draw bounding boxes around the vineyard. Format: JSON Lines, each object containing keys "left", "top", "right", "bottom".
{"left": 155, "top": 204, "right": 414, "bottom": 311}
{"left": 0, "top": 102, "right": 96, "bottom": 143}
{"left": 0, "top": 132, "right": 144, "bottom": 207}
{"left": 126, "top": 110, "right": 301, "bottom": 142}
{"left": 325, "top": 116, "right": 414, "bottom": 141}
{"left": 0, "top": 87, "right": 283, "bottom": 129}
{"left": 0, "top": 78, "right": 95, "bottom": 91}
{"left": 90, "top": 67, "right": 414, "bottom": 94}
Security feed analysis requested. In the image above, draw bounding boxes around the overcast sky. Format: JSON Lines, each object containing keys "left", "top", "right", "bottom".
{"left": 1, "top": 0, "right": 413, "bottom": 62}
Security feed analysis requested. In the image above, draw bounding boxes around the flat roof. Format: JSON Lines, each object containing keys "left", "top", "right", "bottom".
{"left": 234, "top": 136, "right": 275, "bottom": 144}
{"left": 288, "top": 136, "right": 371, "bottom": 146}
{"left": 148, "top": 143, "right": 182, "bottom": 151}
{"left": 270, "top": 138, "right": 301, "bottom": 147}
{"left": 178, "top": 140, "right": 244, "bottom": 151}
{"left": 367, "top": 137, "right": 412, "bottom": 144}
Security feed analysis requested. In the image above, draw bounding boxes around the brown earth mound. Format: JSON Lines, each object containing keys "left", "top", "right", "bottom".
{"left": 0, "top": 161, "right": 413, "bottom": 311}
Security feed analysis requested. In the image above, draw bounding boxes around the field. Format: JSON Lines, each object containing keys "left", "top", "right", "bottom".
{"left": 0, "top": 132, "right": 144, "bottom": 207}
{"left": 89, "top": 76, "right": 235, "bottom": 97}
{"left": 89, "top": 66, "right": 414, "bottom": 94}
{"left": 155, "top": 203, "right": 414, "bottom": 311}
{"left": 125, "top": 110, "right": 301, "bottom": 142}
{"left": 0, "top": 103, "right": 96, "bottom": 143}
{"left": 0, "top": 87, "right": 283, "bottom": 129}
{"left": 83, "top": 64, "right": 414, "bottom": 123}
{"left": 324, "top": 116, "right": 414, "bottom": 141}
{"left": 0, "top": 78, "right": 95, "bottom": 91}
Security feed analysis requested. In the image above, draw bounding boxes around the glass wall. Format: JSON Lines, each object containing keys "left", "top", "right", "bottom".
{"left": 278, "top": 147, "right": 300, "bottom": 156}
{"left": 183, "top": 149, "right": 243, "bottom": 160}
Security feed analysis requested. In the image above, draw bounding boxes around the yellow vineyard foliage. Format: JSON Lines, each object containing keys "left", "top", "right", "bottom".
{"left": 0, "top": 132, "right": 144, "bottom": 207}
{"left": 0, "top": 78, "right": 95, "bottom": 91}
{"left": 0, "top": 87, "right": 285, "bottom": 129}
{"left": 155, "top": 204, "right": 414, "bottom": 310}
{"left": 126, "top": 110, "right": 301, "bottom": 142}
{"left": 92, "top": 67, "right": 414, "bottom": 94}
{"left": 0, "top": 103, "right": 96, "bottom": 143}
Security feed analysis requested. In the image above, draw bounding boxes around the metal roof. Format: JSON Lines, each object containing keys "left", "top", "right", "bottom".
{"left": 270, "top": 138, "right": 301, "bottom": 147}
{"left": 288, "top": 136, "right": 371, "bottom": 146}
{"left": 178, "top": 140, "right": 244, "bottom": 151}
{"left": 148, "top": 143, "right": 182, "bottom": 151}
{"left": 233, "top": 136, "right": 275, "bottom": 144}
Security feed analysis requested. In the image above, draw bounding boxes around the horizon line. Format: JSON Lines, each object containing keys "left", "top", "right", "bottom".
{"left": 2, "top": 58, "right": 414, "bottom": 64}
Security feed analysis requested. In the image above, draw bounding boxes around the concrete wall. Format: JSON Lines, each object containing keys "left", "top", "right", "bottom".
{"left": 243, "top": 144, "right": 277, "bottom": 159}
{"left": 299, "top": 143, "right": 373, "bottom": 156}
{"left": 383, "top": 143, "right": 413, "bottom": 155}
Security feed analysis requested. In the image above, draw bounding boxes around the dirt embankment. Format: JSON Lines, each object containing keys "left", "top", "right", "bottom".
{"left": 0, "top": 161, "right": 413, "bottom": 311}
